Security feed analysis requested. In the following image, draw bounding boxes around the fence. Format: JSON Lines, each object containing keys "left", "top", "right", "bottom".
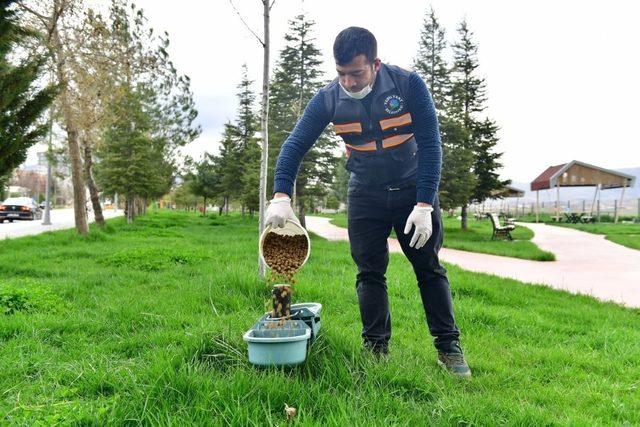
{"left": 470, "top": 198, "right": 640, "bottom": 221}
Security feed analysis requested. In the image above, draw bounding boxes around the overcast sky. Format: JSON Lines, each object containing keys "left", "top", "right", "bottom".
{"left": 29, "top": 0, "right": 640, "bottom": 182}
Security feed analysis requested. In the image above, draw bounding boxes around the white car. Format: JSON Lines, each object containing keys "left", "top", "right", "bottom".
{"left": 0, "top": 197, "right": 43, "bottom": 223}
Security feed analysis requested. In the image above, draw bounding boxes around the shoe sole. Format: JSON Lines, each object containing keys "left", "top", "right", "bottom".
{"left": 437, "top": 359, "right": 472, "bottom": 378}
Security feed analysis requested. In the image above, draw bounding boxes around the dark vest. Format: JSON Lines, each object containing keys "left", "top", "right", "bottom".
{"left": 323, "top": 63, "right": 418, "bottom": 187}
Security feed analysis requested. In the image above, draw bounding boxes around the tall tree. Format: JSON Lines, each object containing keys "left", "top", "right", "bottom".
{"left": 413, "top": 6, "right": 450, "bottom": 112}
{"left": 439, "top": 118, "right": 476, "bottom": 212}
{"left": 331, "top": 153, "right": 349, "bottom": 208}
{"left": 471, "top": 118, "right": 509, "bottom": 203}
{"left": 269, "top": 14, "right": 338, "bottom": 227}
{"left": 19, "top": 0, "right": 89, "bottom": 234}
{"left": 65, "top": 9, "right": 110, "bottom": 226}
{"left": 234, "top": 65, "right": 261, "bottom": 215}
{"left": 0, "top": 0, "right": 57, "bottom": 185}
{"left": 214, "top": 65, "right": 261, "bottom": 215}
{"left": 215, "top": 122, "right": 243, "bottom": 214}
{"left": 95, "top": 89, "right": 157, "bottom": 223}
{"left": 92, "top": 0, "right": 200, "bottom": 220}
{"left": 413, "top": 6, "right": 477, "bottom": 224}
{"left": 449, "top": 19, "right": 505, "bottom": 229}
{"left": 227, "top": 0, "right": 274, "bottom": 277}
{"left": 190, "top": 153, "right": 220, "bottom": 216}
{"left": 449, "top": 19, "right": 487, "bottom": 129}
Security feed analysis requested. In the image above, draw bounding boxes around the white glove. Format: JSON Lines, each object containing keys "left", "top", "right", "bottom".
{"left": 403, "top": 205, "right": 434, "bottom": 249}
{"left": 265, "top": 197, "right": 298, "bottom": 228}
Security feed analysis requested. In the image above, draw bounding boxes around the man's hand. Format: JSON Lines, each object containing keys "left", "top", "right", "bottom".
{"left": 265, "top": 194, "right": 298, "bottom": 228}
{"left": 404, "top": 205, "right": 434, "bottom": 249}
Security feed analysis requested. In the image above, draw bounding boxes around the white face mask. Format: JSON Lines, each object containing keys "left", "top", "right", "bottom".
{"left": 339, "top": 81, "right": 372, "bottom": 100}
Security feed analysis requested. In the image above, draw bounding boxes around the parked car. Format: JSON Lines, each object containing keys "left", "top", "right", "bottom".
{"left": 0, "top": 197, "right": 43, "bottom": 222}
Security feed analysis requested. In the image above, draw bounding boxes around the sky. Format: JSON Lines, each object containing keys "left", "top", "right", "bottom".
{"left": 28, "top": 0, "right": 640, "bottom": 183}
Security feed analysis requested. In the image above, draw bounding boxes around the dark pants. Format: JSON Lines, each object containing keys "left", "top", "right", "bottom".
{"left": 347, "top": 178, "right": 460, "bottom": 352}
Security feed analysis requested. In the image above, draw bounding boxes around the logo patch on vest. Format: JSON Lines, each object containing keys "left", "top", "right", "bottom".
{"left": 384, "top": 95, "right": 404, "bottom": 114}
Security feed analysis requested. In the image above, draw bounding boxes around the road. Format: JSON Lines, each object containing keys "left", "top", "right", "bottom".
{"left": 0, "top": 208, "right": 123, "bottom": 240}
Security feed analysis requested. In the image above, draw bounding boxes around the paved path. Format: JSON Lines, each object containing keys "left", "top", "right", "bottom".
{"left": 0, "top": 208, "right": 123, "bottom": 240}
{"left": 305, "top": 216, "right": 640, "bottom": 309}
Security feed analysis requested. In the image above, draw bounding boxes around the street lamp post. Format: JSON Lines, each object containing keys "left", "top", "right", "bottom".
{"left": 42, "top": 111, "right": 53, "bottom": 225}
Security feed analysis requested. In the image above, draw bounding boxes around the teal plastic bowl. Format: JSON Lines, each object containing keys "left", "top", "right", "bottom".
{"left": 243, "top": 320, "right": 311, "bottom": 367}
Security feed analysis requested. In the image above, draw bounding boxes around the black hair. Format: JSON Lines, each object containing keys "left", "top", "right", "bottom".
{"left": 333, "top": 27, "right": 377, "bottom": 65}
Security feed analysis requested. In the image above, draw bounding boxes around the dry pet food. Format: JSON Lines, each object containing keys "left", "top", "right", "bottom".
{"left": 262, "top": 233, "right": 308, "bottom": 281}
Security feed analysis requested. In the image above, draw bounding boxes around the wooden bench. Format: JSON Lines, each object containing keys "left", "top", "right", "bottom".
{"left": 487, "top": 213, "right": 515, "bottom": 240}
{"left": 473, "top": 209, "right": 485, "bottom": 220}
{"left": 499, "top": 212, "right": 515, "bottom": 225}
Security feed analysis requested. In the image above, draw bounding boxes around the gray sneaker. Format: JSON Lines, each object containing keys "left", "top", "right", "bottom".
{"left": 437, "top": 340, "right": 471, "bottom": 378}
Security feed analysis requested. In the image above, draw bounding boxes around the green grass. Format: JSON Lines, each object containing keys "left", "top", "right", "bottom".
{"left": 1, "top": 211, "right": 638, "bottom": 424}
{"left": 325, "top": 213, "right": 555, "bottom": 261}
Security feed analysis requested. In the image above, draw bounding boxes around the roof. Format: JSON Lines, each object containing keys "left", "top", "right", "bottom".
{"left": 491, "top": 185, "right": 526, "bottom": 198}
{"left": 530, "top": 160, "right": 636, "bottom": 191}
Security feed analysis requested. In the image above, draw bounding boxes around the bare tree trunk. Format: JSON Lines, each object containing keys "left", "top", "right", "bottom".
{"left": 81, "top": 136, "right": 105, "bottom": 227}
{"left": 52, "top": 29, "right": 88, "bottom": 235}
{"left": 134, "top": 196, "right": 144, "bottom": 216}
{"left": 461, "top": 204, "right": 468, "bottom": 230}
{"left": 258, "top": 0, "right": 271, "bottom": 278}
{"left": 126, "top": 196, "right": 134, "bottom": 223}
{"left": 203, "top": 197, "right": 207, "bottom": 216}
{"left": 299, "top": 203, "right": 306, "bottom": 229}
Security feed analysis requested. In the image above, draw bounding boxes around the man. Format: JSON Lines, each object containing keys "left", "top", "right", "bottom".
{"left": 266, "top": 27, "right": 471, "bottom": 377}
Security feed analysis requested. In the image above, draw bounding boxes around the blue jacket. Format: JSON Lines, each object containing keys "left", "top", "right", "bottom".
{"left": 274, "top": 63, "right": 442, "bottom": 204}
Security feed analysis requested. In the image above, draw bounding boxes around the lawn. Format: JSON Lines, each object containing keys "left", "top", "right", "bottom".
{"left": 324, "top": 213, "right": 555, "bottom": 261}
{"left": 1, "top": 211, "right": 638, "bottom": 425}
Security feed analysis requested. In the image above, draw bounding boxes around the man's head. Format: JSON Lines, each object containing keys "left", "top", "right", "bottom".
{"left": 333, "top": 27, "right": 380, "bottom": 94}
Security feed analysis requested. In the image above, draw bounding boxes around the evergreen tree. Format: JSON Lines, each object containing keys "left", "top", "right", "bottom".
{"left": 235, "top": 65, "right": 261, "bottom": 215}
{"left": 216, "top": 121, "right": 245, "bottom": 214}
{"left": 214, "top": 65, "right": 261, "bottom": 215}
{"left": 190, "top": 153, "right": 220, "bottom": 216}
{"left": 413, "top": 6, "right": 477, "bottom": 222}
{"left": 0, "top": 0, "right": 57, "bottom": 184}
{"left": 93, "top": 0, "right": 199, "bottom": 220}
{"left": 413, "top": 6, "right": 450, "bottom": 112}
{"left": 331, "top": 153, "right": 349, "bottom": 207}
{"left": 268, "top": 14, "right": 338, "bottom": 226}
{"left": 449, "top": 19, "right": 505, "bottom": 229}
{"left": 471, "top": 118, "right": 510, "bottom": 203}
{"left": 449, "top": 19, "right": 487, "bottom": 129}
{"left": 439, "top": 117, "right": 476, "bottom": 212}
{"left": 95, "top": 88, "right": 167, "bottom": 222}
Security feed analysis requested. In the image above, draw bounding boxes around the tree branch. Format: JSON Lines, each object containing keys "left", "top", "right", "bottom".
{"left": 16, "top": 3, "right": 50, "bottom": 28}
{"left": 269, "top": 0, "right": 276, "bottom": 11}
{"left": 228, "top": 0, "right": 264, "bottom": 47}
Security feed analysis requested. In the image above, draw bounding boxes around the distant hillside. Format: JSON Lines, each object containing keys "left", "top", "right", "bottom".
{"left": 509, "top": 167, "right": 639, "bottom": 203}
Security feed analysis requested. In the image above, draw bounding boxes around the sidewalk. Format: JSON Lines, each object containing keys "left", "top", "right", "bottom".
{"left": 0, "top": 208, "right": 123, "bottom": 240}
{"left": 305, "top": 216, "right": 640, "bottom": 309}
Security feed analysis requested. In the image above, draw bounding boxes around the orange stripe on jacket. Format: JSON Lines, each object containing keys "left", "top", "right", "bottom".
{"left": 382, "top": 133, "right": 413, "bottom": 149}
{"left": 334, "top": 122, "right": 362, "bottom": 135}
{"left": 379, "top": 113, "right": 412, "bottom": 131}
{"left": 345, "top": 141, "right": 377, "bottom": 152}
